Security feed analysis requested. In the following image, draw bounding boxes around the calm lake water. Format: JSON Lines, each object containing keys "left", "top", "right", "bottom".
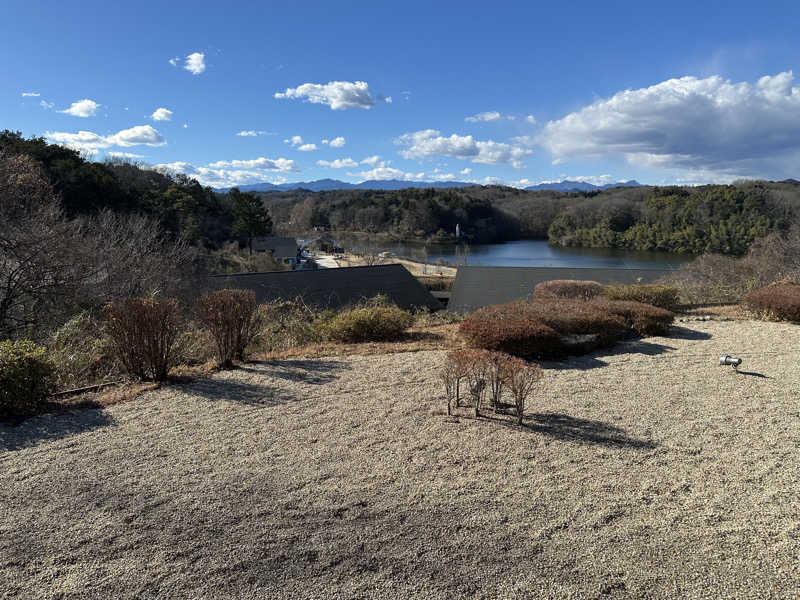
{"left": 344, "top": 239, "right": 693, "bottom": 270}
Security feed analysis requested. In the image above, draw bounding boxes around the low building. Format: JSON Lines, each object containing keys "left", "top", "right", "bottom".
{"left": 447, "top": 266, "right": 673, "bottom": 313}
{"left": 251, "top": 236, "right": 299, "bottom": 267}
{"left": 210, "top": 264, "right": 442, "bottom": 311}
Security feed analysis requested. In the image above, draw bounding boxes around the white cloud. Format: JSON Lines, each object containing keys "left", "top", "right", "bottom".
{"left": 357, "top": 166, "right": 414, "bottom": 181}
{"left": 59, "top": 98, "right": 100, "bottom": 118}
{"left": 40, "top": 100, "right": 54, "bottom": 109}
{"left": 385, "top": 96, "right": 393, "bottom": 103}
{"left": 21, "top": 92, "right": 40, "bottom": 97}
{"left": 183, "top": 124, "right": 189, "bottom": 128}
{"left": 46, "top": 125, "right": 165, "bottom": 152}
{"left": 465, "top": 111, "right": 502, "bottom": 123}
{"left": 360, "top": 155, "right": 381, "bottom": 166}
{"left": 317, "top": 158, "right": 359, "bottom": 168}
{"left": 537, "top": 174, "right": 615, "bottom": 186}
{"left": 284, "top": 135, "right": 303, "bottom": 146}
{"left": 274, "top": 80, "right": 375, "bottom": 110}
{"left": 297, "top": 143, "right": 317, "bottom": 151}
{"left": 540, "top": 71, "right": 800, "bottom": 179}
{"left": 510, "top": 135, "right": 537, "bottom": 147}
{"left": 328, "top": 136, "right": 345, "bottom": 148}
{"left": 236, "top": 130, "right": 268, "bottom": 136}
{"left": 460, "top": 167, "right": 472, "bottom": 175}
{"left": 396, "top": 129, "right": 532, "bottom": 167}
{"left": 168, "top": 57, "right": 179, "bottom": 67}
{"left": 156, "top": 157, "right": 298, "bottom": 188}
{"left": 108, "top": 151, "right": 144, "bottom": 159}
{"left": 207, "top": 157, "right": 299, "bottom": 171}
{"left": 184, "top": 52, "right": 206, "bottom": 75}
{"left": 151, "top": 107, "right": 173, "bottom": 121}
{"left": 525, "top": 114, "right": 536, "bottom": 124}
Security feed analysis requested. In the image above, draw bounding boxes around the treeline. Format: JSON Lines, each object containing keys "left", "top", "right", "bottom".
{"left": 264, "top": 181, "right": 800, "bottom": 255}
{"left": 0, "top": 130, "right": 235, "bottom": 247}
{"left": 262, "top": 187, "right": 522, "bottom": 243}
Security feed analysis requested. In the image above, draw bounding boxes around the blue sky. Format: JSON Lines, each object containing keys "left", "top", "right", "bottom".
{"left": 4, "top": 0, "right": 800, "bottom": 188}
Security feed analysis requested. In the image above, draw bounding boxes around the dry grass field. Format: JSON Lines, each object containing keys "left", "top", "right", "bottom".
{"left": 1, "top": 319, "right": 798, "bottom": 599}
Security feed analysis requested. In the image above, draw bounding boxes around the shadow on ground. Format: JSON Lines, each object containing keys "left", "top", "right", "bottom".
{"left": 183, "top": 378, "right": 299, "bottom": 406}
{"left": 524, "top": 412, "right": 656, "bottom": 449}
{"left": 548, "top": 338, "right": 678, "bottom": 371}
{"left": 0, "top": 407, "right": 115, "bottom": 452}
{"left": 668, "top": 326, "right": 713, "bottom": 341}
{"left": 241, "top": 359, "right": 351, "bottom": 385}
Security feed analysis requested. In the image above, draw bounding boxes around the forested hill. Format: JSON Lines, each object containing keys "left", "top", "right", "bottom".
{"left": 5, "top": 131, "right": 800, "bottom": 256}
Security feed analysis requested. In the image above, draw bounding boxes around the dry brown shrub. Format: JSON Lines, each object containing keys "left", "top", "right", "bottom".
{"left": 103, "top": 297, "right": 182, "bottom": 381}
{"left": 195, "top": 289, "right": 262, "bottom": 368}
{"left": 742, "top": 284, "right": 800, "bottom": 322}
{"left": 533, "top": 280, "right": 604, "bottom": 301}
{"left": 504, "top": 357, "right": 543, "bottom": 425}
{"left": 527, "top": 300, "right": 628, "bottom": 347}
{"left": 602, "top": 284, "right": 680, "bottom": 311}
{"left": 592, "top": 300, "right": 674, "bottom": 336}
{"left": 459, "top": 302, "right": 562, "bottom": 360}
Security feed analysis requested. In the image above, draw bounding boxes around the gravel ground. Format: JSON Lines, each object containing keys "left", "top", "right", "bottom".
{"left": 1, "top": 319, "right": 798, "bottom": 599}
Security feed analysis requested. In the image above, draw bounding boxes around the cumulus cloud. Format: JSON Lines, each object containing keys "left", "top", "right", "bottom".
{"left": 108, "top": 151, "right": 144, "bottom": 159}
{"left": 396, "top": 129, "right": 531, "bottom": 167}
{"left": 184, "top": 52, "right": 206, "bottom": 75}
{"left": 208, "top": 157, "right": 299, "bottom": 171}
{"left": 21, "top": 92, "right": 40, "bottom": 97}
{"left": 59, "top": 98, "right": 100, "bottom": 117}
{"left": 460, "top": 167, "right": 472, "bottom": 175}
{"left": 357, "top": 166, "right": 416, "bottom": 181}
{"left": 284, "top": 135, "right": 304, "bottom": 146}
{"left": 322, "top": 136, "right": 345, "bottom": 148}
{"left": 360, "top": 155, "right": 381, "bottom": 166}
{"left": 274, "top": 80, "right": 375, "bottom": 110}
{"left": 465, "top": 111, "right": 502, "bottom": 123}
{"left": 156, "top": 157, "right": 297, "bottom": 188}
{"left": 40, "top": 100, "right": 54, "bottom": 109}
{"left": 525, "top": 114, "right": 536, "bottom": 124}
{"left": 384, "top": 96, "right": 393, "bottom": 103}
{"left": 168, "top": 57, "right": 179, "bottom": 67}
{"left": 297, "top": 143, "right": 317, "bottom": 151}
{"left": 236, "top": 130, "right": 269, "bottom": 136}
{"left": 46, "top": 125, "right": 165, "bottom": 152}
{"left": 540, "top": 71, "right": 800, "bottom": 178}
{"left": 151, "top": 107, "right": 173, "bottom": 121}
{"left": 317, "top": 158, "right": 359, "bottom": 168}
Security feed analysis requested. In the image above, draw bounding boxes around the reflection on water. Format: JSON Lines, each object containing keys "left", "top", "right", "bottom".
{"left": 341, "top": 239, "right": 693, "bottom": 270}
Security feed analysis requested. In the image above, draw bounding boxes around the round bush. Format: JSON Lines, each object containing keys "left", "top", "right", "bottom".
{"left": 325, "top": 305, "right": 413, "bottom": 343}
{"left": 593, "top": 300, "right": 675, "bottom": 336}
{"left": 533, "top": 280, "right": 604, "bottom": 301}
{"left": 602, "top": 284, "right": 680, "bottom": 311}
{"left": 743, "top": 284, "right": 800, "bottom": 322}
{"left": 0, "top": 339, "right": 55, "bottom": 418}
{"left": 459, "top": 302, "right": 563, "bottom": 360}
{"left": 526, "top": 299, "right": 628, "bottom": 347}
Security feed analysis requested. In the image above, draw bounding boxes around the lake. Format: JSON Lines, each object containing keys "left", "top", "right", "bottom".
{"left": 342, "top": 239, "right": 693, "bottom": 270}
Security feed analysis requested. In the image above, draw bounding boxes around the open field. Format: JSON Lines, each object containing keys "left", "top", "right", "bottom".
{"left": 1, "top": 319, "right": 798, "bottom": 599}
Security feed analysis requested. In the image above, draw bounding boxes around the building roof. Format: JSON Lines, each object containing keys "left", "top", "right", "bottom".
{"left": 447, "top": 266, "right": 673, "bottom": 313}
{"left": 251, "top": 236, "right": 298, "bottom": 258}
{"left": 209, "top": 264, "right": 442, "bottom": 311}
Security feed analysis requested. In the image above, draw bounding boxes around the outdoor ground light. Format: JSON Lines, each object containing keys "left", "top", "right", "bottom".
{"left": 719, "top": 355, "right": 743, "bottom": 371}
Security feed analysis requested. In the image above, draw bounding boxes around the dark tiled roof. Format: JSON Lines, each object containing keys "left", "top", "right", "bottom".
{"left": 251, "top": 236, "right": 298, "bottom": 258}
{"left": 448, "top": 266, "right": 672, "bottom": 313}
{"left": 209, "top": 264, "right": 441, "bottom": 311}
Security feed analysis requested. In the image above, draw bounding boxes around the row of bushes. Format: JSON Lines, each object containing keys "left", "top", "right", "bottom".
{"left": 459, "top": 298, "right": 675, "bottom": 361}
{"left": 441, "top": 349, "right": 543, "bottom": 423}
{"left": 532, "top": 280, "right": 681, "bottom": 310}
{"left": 743, "top": 283, "right": 800, "bottom": 322}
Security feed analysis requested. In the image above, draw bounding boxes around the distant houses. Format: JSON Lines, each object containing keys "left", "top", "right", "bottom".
{"left": 251, "top": 236, "right": 299, "bottom": 268}
{"left": 210, "top": 264, "right": 441, "bottom": 311}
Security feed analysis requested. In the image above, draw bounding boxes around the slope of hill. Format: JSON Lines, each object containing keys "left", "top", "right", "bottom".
{"left": 218, "top": 179, "right": 477, "bottom": 193}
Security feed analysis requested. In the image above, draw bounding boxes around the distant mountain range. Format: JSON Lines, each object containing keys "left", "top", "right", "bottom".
{"left": 215, "top": 178, "right": 643, "bottom": 193}
{"left": 523, "top": 179, "right": 642, "bottom": 192}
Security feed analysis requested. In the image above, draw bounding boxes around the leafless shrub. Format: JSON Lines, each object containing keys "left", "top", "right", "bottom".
{"left": 194, "top": 289, "right": 262, "bottom": 368}
{"left": 533, "top": 280, "right": 604, "bottom": 301}
{"left": 742, "top": 284, "right": 800, "bottom": 322}
{"left": 504, "top": 358, "right": 543, "bottom": 425}
{"left": 103, "top": 297, "right": 182, "bottom": 381}
{"left": 602, "top": 284, "right": 680, "bottom": 311}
